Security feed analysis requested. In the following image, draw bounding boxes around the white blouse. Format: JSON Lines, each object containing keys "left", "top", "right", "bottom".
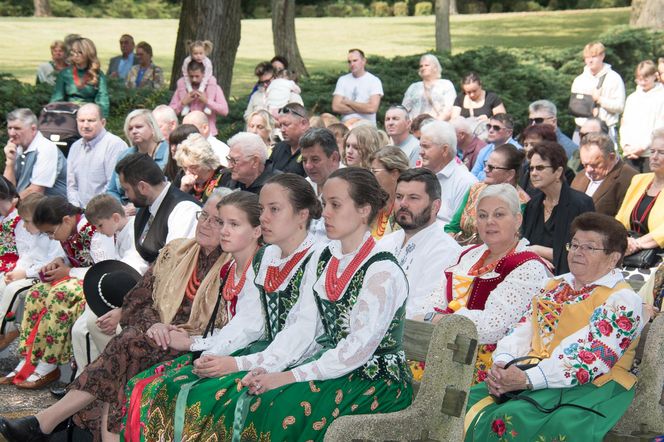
{"left": 234, "top": 234, "right": 319, "bottom": 371}
{"left": 237, "top": 232, "right": 409, "bottom": 383}
{"left": 189, "top": 265, "right": 263, "bottom": 356}
{"left": 493, "top": 270, "right": 644, "bottom": 390}
{"left": 427, "top": 239, "right": 551, "bottom": 344}
{"left": 402, "top": 79, "right": 457, "bottom": 120}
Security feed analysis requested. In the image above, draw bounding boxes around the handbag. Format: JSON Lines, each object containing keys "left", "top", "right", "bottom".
{"left": 491, "top": 356, "right": 606, "bottom": 417}
{"left": 568, "top": 74, "right": 606, "bottom": 118}
{"left": 623, "top": 231, "right": 663, "bottom": 269}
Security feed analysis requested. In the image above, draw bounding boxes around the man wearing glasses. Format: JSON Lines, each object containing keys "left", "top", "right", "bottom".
{"left": 224, "top": 132, "right": 280, "bottom": 194}
{"left": 269, "top": 103, "right": 309, "bottom": 176}
{"left": 332, "top": 48, "right": 383, "bottom": 125}
{"left": 528, "top": 100, "right": 578, "bottom": 160}
{"left": 471, "top": 113, "right": 522, "bottom": 180}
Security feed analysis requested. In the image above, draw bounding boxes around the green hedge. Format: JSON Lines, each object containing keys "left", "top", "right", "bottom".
{"left": 1, "top": 26, "right": 662, "bottom": 159}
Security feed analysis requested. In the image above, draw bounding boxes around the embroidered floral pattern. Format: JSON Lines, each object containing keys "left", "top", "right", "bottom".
{"left": 490, "top": 415, "right": 518, "bottom": 441}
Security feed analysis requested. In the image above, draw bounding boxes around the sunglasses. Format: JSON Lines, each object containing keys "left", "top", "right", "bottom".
{"left": 279, "top": 107, "right": 306, "bottom": 119}
{"left": 527, "top": 117, "right": 549, "bottom": 125}
{"left": 528, "top": 165, "right": 554, "bottom": 172}
{"left": 485, "top": 164, "right": 511, "bottom": 172}
{"left": 486, "top": 124, "right": 505, "bottom": 132}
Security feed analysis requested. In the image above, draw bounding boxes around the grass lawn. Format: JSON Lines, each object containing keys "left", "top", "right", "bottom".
{"left": 0, "top": 8, "right": 629, "bottom": 97}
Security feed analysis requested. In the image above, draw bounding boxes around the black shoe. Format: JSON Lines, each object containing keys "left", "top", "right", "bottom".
{"left": 0, "top": 415, "right": 49, "bottom": 442}
{"left": 50, "top": 384, "right": 67, "bottom": 399}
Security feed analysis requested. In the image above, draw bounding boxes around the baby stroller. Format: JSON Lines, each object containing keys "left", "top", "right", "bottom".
{"left": 38, "top": 102, "right": 80, "bottom": 157}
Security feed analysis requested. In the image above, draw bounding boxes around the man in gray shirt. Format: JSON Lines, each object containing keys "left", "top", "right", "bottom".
{"left": 385, "top": 105, "right": 420, "bottom": 167}
{"left": 67, "top": 103, "right": 128, "bottom": 207}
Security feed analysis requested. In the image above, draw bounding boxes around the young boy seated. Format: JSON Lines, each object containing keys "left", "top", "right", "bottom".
{"left": 0, "top": 194, "right": 64, "bottom": 352}
{"left": 70, "top": 194, "right": 148, "bottom": 374}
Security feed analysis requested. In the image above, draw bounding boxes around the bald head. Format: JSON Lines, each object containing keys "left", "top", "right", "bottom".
{"left": 76, "top": 103, "right": 105, "bottom": 141}
{"left": 182, "top": 111, "right": 210, "bottom": 137}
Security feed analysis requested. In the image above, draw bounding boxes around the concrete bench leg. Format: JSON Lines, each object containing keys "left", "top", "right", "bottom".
{"left": 325, "top": 315, "right": 478, "bottom": 442}
{"left": 612, "top": 314, "right": 664, "bottom": 438}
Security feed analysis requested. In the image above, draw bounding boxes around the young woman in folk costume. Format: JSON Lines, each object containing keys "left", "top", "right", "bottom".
{"left": 0, "top": 177, "right": 22, "bottom": 277}
{"left": 122, "top": 173, "right": 321, "bottom": 442}
{"left": 3, "top": 196, "right": 115, "bottom": 389}
{"left": 201, "top": 167, "right": 411, "bottom": 441}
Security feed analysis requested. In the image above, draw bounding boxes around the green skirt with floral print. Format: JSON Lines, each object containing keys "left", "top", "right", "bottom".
{"left": 464, "top": 380, "right": 634, "bottom": 442}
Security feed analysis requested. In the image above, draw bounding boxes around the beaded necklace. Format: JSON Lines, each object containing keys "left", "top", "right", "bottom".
{"left": 193, "top": 168, "right": 224, "bottom": 201}
{"left": 467, "top": 242, "right": 518, "bottom": 276}
{"left": 264, "top": 246, "right": 311, "bottom": 293}
{"left": 325, "top": 236, "right": 376, "bottom": 302}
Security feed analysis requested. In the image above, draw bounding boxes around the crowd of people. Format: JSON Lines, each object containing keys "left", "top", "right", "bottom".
{"left": 0, "top": 33, "right": 662, "bottom": 441}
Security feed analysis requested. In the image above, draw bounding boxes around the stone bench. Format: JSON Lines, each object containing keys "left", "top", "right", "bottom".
{"left": 325, "top": 315, "right": 479, "bottom": 441}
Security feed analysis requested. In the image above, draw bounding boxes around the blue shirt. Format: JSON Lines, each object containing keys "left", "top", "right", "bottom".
{"left": 471, "top": 137, "right": 523, "bottom": 181}
{"left": 117, "top": 53, "right": 135, "bottom": 80}
{"left": 106, "top": 140, "right": 169, "bottom": 204}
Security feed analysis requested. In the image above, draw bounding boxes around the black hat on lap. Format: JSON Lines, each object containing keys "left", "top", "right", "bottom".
{"left": 83, "top": 260, "right": 141, "bottom": 316}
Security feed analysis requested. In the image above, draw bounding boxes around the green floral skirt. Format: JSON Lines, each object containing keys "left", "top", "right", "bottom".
{"left": 464, "top": 380, "right": 634, "bottom": 442}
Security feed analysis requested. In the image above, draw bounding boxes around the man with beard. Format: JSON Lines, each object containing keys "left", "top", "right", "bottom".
{"left": 116, "top": 153, "right": 200, "bottom": 263}
{"left": 379, "top": 168, "right": 460, "bottom": 319}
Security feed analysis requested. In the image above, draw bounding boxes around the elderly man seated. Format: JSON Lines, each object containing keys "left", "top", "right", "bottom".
{"left": 464, "top": 212, "right": 645, "bottom": 442}
{"left": 571, "top": 132, "right": 637, "bottom": 216}
{"left": 223, "top": 132, "right": 280, "bottom": 194}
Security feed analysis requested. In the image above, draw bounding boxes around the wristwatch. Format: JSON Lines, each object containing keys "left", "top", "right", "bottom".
{"left": 423, "top": 312, "right": 437, "bottom": 323}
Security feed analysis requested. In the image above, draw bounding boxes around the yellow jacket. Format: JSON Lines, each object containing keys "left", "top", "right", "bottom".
{"left": 615, "top": 173, "right": 664, "bottom": 247}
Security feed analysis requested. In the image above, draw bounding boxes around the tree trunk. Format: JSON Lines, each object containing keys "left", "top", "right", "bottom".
{"left": 449, "top": 0, "right": 458, "bottom": 15}
{"left": 33, "top": 0, "right": 52, "bottom": 17}
{"left": 435, "top": 0, "right": 452, "bottom": 52}
{"left": 630, "top": 0, "right": 664, "bottom": 29}
{"left": 271, "top": 0, "right": 308, "bottom": 79}
{"left": 170, "top": 0, "right": 242, "bottom": 99}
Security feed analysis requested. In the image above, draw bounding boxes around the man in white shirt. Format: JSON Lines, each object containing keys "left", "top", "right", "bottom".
{"left": 332, "top": 48, "right": 383, "bottom": 125}
{"left": 379, "top": 168, "right": 460, "bottom": 318}
{"left": 183, "top": 110, "right": 229, "bottom": 166}
{"left": 385, "top": 105, "right": 420, "bottom": 167}
{"left": 300, "top": 127, "right": 341, "bottom": 240}
{"left": 419, "top": 120, "right": 477, "bottom": 225}
{"left": 115, "top": 152, "right": 200, "bottom": 264}
{"left": 3, "top": 108, "right": 67, "bottom": 198}
{"left": 67, "top": 103, "right": 128, "bottom": 208}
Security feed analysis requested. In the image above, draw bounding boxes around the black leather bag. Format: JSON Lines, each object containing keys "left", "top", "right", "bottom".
{"left": 623, "top": 231, "right": 663, "bottom": 269}
{"left": 568, "top": 74, "right": 606, "bottom": 118}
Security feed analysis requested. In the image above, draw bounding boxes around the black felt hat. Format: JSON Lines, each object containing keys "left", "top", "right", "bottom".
{"left": 83, "top": 260, "right": 142, "bottom": 316}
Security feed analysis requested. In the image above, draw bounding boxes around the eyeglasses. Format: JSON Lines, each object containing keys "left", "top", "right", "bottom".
{"left": 226, "top": 155, "right": 253, "bottom": 167}
{"left": 527, "top": 116, "right": 554, "bottom": 125}
{"left": 565, "top": 242, "right": 608, "bottom": 254}
{"left": 485, "top": 164, "right": 511, "bottom": 172}
{"left": 486, "top": 124, "right": 505, "bottom": 132}
{"left": 45, "top": 223, "right": 64, "bottom": 239}
{"left": 279, "top": 107, "right": 306, "bottom": 119}
{"left": 528, "top": 165, "right": 554, "bottom": 172}
{"left": 389, "top": 104, "right": 410, "bottom": 114}
{"left": 70, "top": 50, "right": 83, "bottom": 56}
{"left": 195, "top": 211, "right": 223, "bottom": 228}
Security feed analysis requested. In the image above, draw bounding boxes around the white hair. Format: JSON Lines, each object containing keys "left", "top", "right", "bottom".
{"left": 420, "top": 120, "right": 457, "bottom": 156}
{"left": 476, "top": 183, "right": 520, "bottom": 215}
{"left": 450, "top": 116, "right": 472, "bottom": 135}
{"left": 529, "top": 99, "right": 557, "bottom": 117}
{"left": 152, "top": 104, "right": 178, "bottom": 124}
{"left": 228, "top": 132, "right": 268, "bottom": 163}
{"left": 420, "top": 53, "right": 442, "bottom": 79}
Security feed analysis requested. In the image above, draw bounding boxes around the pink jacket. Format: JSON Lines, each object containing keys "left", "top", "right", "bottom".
{"left": 169, "top": 76, "right": 229, "bottom": 136}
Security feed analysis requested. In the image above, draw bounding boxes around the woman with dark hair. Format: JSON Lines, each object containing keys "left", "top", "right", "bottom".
{"left": 465, "top": 213, "right": 645, "bottom": 442}
{"left": 451, "top": 72, "right": 506, "bottom": 121}
{"left": 122, "top": 173, "right": 321, "bottom": 441}
{"left": 446, "top": 144, "right": 529, "bottom": 244}
{"left": 0, "top": 196, "right": 115, "bottom": 389}
{"left": 184, "top": 167, "right": 413, "bottom": 440}
{"left": 50, "top": 37, "right": 109, "bottom": 117}
{"left": 519, "top": 124, "right": 576, "bottom": 197}
{"left": 165, "top": 123, "right": 199, "bottom": 183}
{"left": 522, "top": 141, "right": 595, "bottom": 275}
{"left": 125, "top": 41, "right": 164, "bottom": 90}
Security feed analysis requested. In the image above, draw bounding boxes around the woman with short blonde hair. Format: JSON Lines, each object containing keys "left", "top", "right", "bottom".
{"left": 175, "top": 133, "right": 225, "bottom": 203}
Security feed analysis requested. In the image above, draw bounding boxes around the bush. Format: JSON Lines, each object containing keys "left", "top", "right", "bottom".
{"left": 298, "top": 4, "right": 319, "bottom": 17}
{"left": 513, "top": 1, "right": 545, "bottom": 11}
{"left": 324, "top": 3, "right": 351, "bottom": 17}
{"left": 414, "top": 1, "right": 432, "bottom": 15}
{"left": 370, "top": 1, "right": 391, "bottom": 17}
{"left": 349, "top": 3, "right": 369, "bottom": 17}
{"left": 464, "top": 1, "right": 488, "bottom": 13}
{"left": 252, "top": 5, "right": 270, "bottom": 18}
{"left": 489, "top": 2, "right": 504, "bottom": 12}
{"left": 393, "top": 1, "right": 408, "bottom": 16}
